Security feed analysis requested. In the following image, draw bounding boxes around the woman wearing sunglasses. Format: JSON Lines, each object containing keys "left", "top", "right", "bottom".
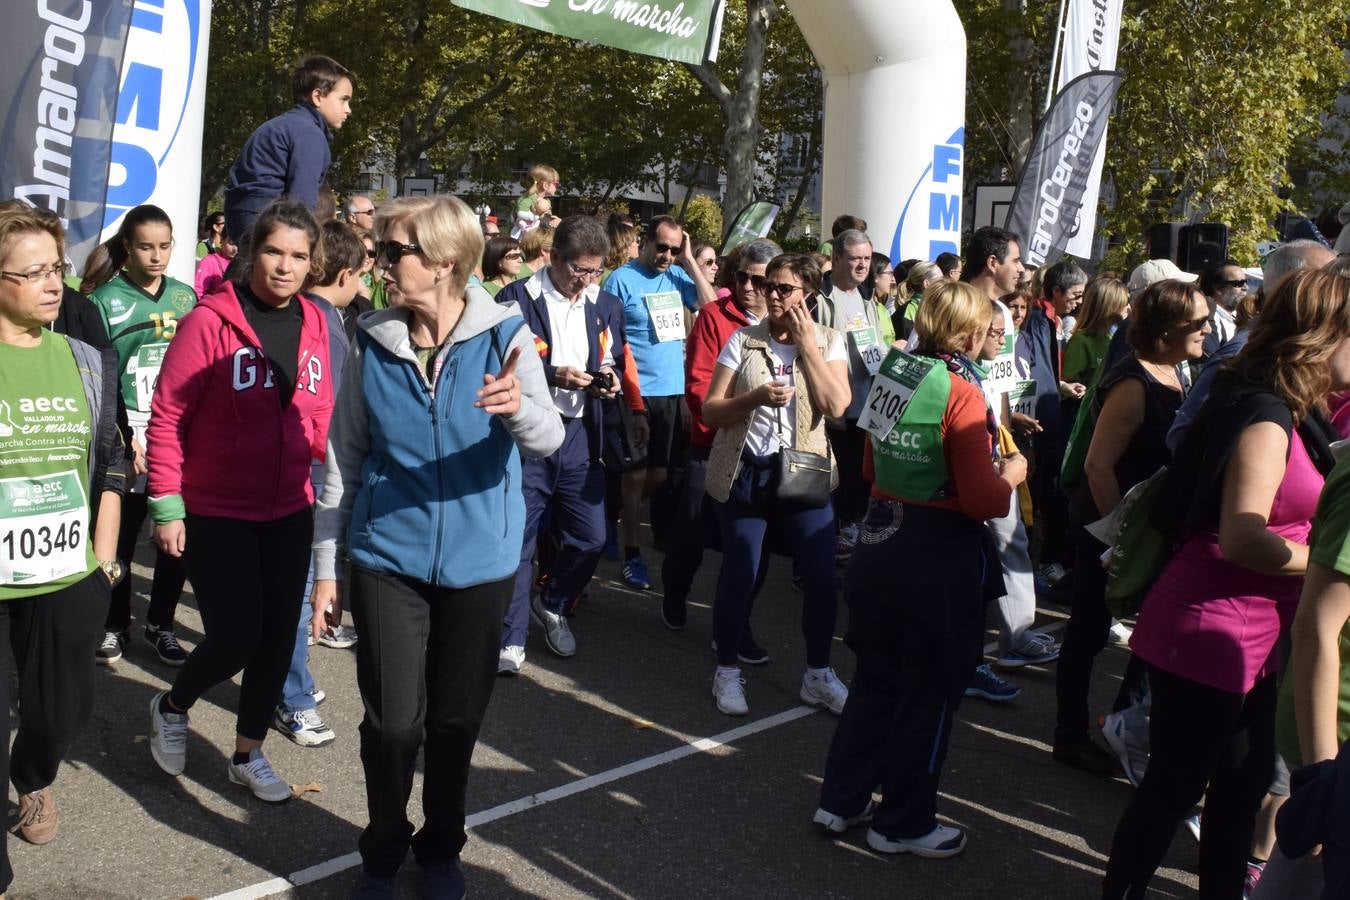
{"left": 702, "top": 253, "right": 852, "bottom": 717}
{"left": 480, "top": 235, "right": 523, "bottom": 296}
{"left": 1054, "top": 279, "right": 1210, "bottom": 776}
{"left": 311, "top": 195, "right": 561, "bottom": 897}
{"left": 145, "top": 200, "right": 334, "bottom": 803}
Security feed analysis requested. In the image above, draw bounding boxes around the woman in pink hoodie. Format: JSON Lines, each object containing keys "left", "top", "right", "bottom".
{"left": 193, "top": 231, "right": 238, "bottom": 298}
{"left": 144, "top": 200, "right": 333, "bottom": 803}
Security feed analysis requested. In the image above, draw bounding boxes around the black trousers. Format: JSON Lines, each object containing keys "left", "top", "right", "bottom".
{"left": 826, "top": 424, "right": 870, "bottom": 527}
{"left": 108, "top": 491, "right": 187, "bottom": 631}
{"left": 0, "top": 571, "right": 108, "bottom": 891}
{"left": 168, "top": 509, "right": 312, "bottom": 741}
{"left": 1103, "top": 668, "right": 1277, "bottom": 900}
{"left": 350, "top": 566, "right": 511, "bottom": 877}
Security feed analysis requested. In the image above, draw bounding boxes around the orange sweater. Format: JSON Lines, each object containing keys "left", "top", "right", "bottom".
{"left": 864, "top": 373, "right": 1012, "bottom": 522}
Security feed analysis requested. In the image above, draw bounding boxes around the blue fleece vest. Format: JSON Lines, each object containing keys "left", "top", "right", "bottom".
{"left": 347, "top": 321, "right": 525, "bottom": 588}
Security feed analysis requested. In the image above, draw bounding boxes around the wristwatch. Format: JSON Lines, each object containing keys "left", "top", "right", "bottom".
{"left": 98, "top": 559, "right": 124, "bottom": 587}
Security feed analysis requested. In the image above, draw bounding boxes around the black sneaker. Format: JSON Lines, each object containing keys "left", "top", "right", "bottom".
{"left": 661, "top": 594, "right": 687, "bottom": 630}
{"left": 1052, "top": 733, "right": 1118, "bottom": 777}
{"left": 95, "top": 629, "right": 127, "bottom": 664}
{"left": 737, "top": 634, "right": 770, "bottom": 666}
{"left": 145, "top": 625, "right": 187, "bottom": 666}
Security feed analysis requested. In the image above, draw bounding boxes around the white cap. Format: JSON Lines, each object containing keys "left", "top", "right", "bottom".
{"left": 1127, "top": 259, "right": 1199, "bottom": 294}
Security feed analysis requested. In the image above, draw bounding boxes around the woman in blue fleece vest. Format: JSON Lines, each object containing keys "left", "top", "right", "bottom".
{"left": 310, "top": 195, "right": 562, "bottom": 899}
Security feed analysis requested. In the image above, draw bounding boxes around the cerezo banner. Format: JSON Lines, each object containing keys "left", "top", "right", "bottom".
{"left": 0, "top": 0, "right": 136, "bottom": 272}
{"left": 453, "top": 0, "right": 727, "bottom": 64}
{"left": 1005, "top": 70, "right": 1123, "bottom": 270}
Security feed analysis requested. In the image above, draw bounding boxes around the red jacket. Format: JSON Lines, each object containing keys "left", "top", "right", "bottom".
{"left": 685, "top": 297, "right": 755, "bottom": 449}
{"left": 147, "top": 282, "right": 333, "bottom": 521}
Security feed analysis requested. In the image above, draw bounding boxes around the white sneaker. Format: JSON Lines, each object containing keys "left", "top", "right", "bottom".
{"left": 800, "top": 668, "right": 849, "bottom": 715}
{"left": 316, "top": 624, "right": 358, "bottom": 649}
{"left": 1101, "top": 708, "right": 1150, "bottom": 787}
{"left": 813, "top": 799, "right": 874, "bottom": 834}
{"left": 148, "top": 691, "right": 189, "bottom": 776}
{"left": 272, "top": 707, "right": 336, "bottom": 747}
{"left": 1108, "top": 620, "right": 1133, "bottom": 646}
{"left": 867, "top": 823, "right": 967, "bottom": 858}
{"left": 498, "top": 645, "right": 526, "bottom": 675}
{"left": 712, "top": 668, "right": 748, "bottom": 716}
{"left": 228, "top": 749, "right": 292, "bottom": 803}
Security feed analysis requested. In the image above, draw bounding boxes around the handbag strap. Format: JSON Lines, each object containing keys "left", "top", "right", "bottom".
{"left": 757, "top": 345, "right": 794, "bottom": 451}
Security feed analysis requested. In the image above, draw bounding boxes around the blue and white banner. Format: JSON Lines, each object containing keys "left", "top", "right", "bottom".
{"left": 0, "top": 0, "right": 136, "bottom": 271}
{"left": 1006, "top": 70, "right": 1123, "bottom": 269}
{"left": 890, "top": 126, "right": 964, "bottom": 266}
{"left": 102, "top": 0, "right": 211, "bottom": 284}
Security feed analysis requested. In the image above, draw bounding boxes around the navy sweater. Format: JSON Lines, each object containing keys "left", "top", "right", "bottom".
{"left": 224, "top": 104, "right": 331, "bottom": 227}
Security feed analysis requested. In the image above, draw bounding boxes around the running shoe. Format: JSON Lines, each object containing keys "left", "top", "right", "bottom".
{"left": 272, "top": 707, "right": 336, "bottom": 747}
{"left": 621, "top": 555, "right": 652, "bottom": 590}
{"left": 227, "top": 749, "right": 291, "bottom": 803}
{"left": 149, "top": 690, "right": 189, "bottom": 776}
{"left": 866, "top": 824, "right": 967, "bottom": 858}
{"left": 1101, "top": 708, "right": 1150, "bottom": 787}
{"left": 661, "top": 593, "right": 687, "bottom": 630}
{"left": 813, "top": 799, "right": 874, "bottom": 834}
{"left": 1037, "top": 562, "right": 1068, "bottom": 587}
{"left": 422, "top": 858, "right": 467, "bottom": 900}
{"left": 965, "top": 664, "right": 1021, "bottom": 701}
{"left": 531, "top": 594, "right": 576, "bottom": 657}
{"left": 316, "top": 624, "right": 358, "bottom": 649}
{"left": 994, "top": 632, "right": 1061, "bottom": 669}
{"left": 1108, "top": 620, "right": 1133, "bottom": 646}
{"left": 710, "top": 637, "right": 771, "bottom": 666}
{"left": 1052, "top": 733, "right": 1117, "bottom": 777}
{"left": 800, "top": 668, "right": 849, "bottom": 715}
{"left": 497, "top": 645, "right": 526, "bottom": 675}
{"left": 308, "top": 688, "right": 326, "bottom": 706}
{"left": 834, "top": 523, "right": 859, "bottom": 566}
{"left": 352, "top": 871, "right": 397, "bottom": 899}
{"left": 1185, "top": 813, "right": 1202, "bottom": 842}
{"left": 1244, "top": 859, "right": 1266, "bottom": 899}
{"left": 96, "top": 628, "right": 127, "bottom": 664}
{"left": 712, "top": 668, "right": 749, "bottom": 716}
{"left": 144, "top": 625, "right": 187, "bottom": 666}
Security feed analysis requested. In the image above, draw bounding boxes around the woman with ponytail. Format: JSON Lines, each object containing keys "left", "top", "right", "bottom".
{"left": 88, "top": 205, "right": 196, "bottom": 667}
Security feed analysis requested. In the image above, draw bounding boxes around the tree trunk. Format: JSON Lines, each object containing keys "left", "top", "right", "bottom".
{"left": 686, "top": 0, "right": 777, "bottom": 237}
{"left": 1004, "top": 0, "right": 1036, "bottom": 175}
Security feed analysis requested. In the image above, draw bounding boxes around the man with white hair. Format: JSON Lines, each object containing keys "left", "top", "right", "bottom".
{"left": 345, "top": 194, "right": 376, "bottom": 231}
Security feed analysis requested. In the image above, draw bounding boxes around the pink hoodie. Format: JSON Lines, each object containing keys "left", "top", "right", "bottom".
{"left": 194, "top": 251, "right": 230, "bottom": 298}
{"left": 147, "top": 282, "right": 333, "bottom": 521}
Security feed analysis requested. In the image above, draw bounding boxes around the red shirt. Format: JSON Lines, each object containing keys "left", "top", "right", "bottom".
{"left": 685, "top": 297, "right": 755, "bottom": 448}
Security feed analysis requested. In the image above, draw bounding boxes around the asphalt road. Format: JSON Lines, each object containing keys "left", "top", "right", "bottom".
{"left": 5, "top": 535, "right": 1201, "bottom": 899}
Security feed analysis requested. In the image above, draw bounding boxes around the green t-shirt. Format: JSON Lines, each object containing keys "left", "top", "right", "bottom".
{"left": 0, "top": 333, "right": 96, "bottom": 600}
{"left": 516, "top": 263, "right": 534, "bottom": 282}
{"left": 90, "top": 273, "right": 197, "bottom": 417}
{"left": 483, "top": 280, "right": 504, "bottom": 297}
{"left": 362, "top": 273, "right": 389, "bottom": 310}
{"left": 1062, "top": 330, "right": 1111, "bottom": 385}
{"left": 1277, "top": 451, "right": 1350, "bottom": 763}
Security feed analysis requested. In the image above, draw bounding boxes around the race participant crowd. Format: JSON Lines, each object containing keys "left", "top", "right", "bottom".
{"left": 1, "top": 54, "right": 1349, "bottom": 900}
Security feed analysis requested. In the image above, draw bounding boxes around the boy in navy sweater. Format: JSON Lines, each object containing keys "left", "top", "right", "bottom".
{"left": 224, "top": 55, "right": 355, "bottom": 244}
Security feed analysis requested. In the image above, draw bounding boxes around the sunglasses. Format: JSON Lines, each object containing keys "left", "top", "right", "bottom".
{"left": 1178, "top": 315, "right": 1210, "bottom": 333}
{"left": 377, "top": 240, "right": 422, "bottom": 264}
{"left": 1216, "top": 278, "right": 1247, "bottom": 289}
{"left": 365, "top": 249, "right": 377, "bottom": 258}
{"left": 763, "top": 283, "right": 805, "bottom": 297}
{"left": 734, "top": 271, "right": 767, "bottom": 291}
{"left": 503, "top": 251, "right": 523, "bottom": 260}
{"left": 652, "top": 242, "right": 681, "bottom": 255}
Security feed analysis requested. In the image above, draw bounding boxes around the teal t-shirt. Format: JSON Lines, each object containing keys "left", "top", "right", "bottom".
{"left": 0, "top": 333, "right": 96, "bottom": 600}
{"left": 604, "top": 260, "right": 700, "bottom": 397}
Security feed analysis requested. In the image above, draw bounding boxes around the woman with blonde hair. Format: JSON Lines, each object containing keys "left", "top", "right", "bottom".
{"left": 815, "top": 279, "right": 1027, "bottom": 859}
{"left": 892, "top": 259, "right": 943, "bottom": 336}
{"left": 311, "top": 194, "right": 562, "bottom": 896}
{"left": 1062, "top": 276, "right": 1130, "bottom": 387}
{"left": 1103, "top": 268, "right": 1349, "bottom": 898}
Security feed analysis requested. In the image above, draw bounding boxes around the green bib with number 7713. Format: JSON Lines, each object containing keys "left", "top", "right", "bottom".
{"left": 868, "top": 353, "right": 952, "bottom": 502}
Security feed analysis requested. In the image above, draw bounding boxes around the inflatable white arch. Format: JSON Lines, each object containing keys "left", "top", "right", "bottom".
{"left": 784, "top": 0, "right": 966, "bottom": 264}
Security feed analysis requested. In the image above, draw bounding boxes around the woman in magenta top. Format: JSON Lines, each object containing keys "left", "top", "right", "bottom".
{"left": 1104, "top": 268, "right": 1350, "bottom": 900}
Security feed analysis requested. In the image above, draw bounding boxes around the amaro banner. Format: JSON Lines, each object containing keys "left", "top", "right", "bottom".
{"left": 0, "top": 0, "right": 136, "bottom": 272}
{"left": 1006, "top": 70, "right": 1123, "bottom": 270}
{"left": 1056, "top": 0, "right": 1123, "bottom": 260}
{"left": 453, "top": 0, "right": 726, "bottom": 64}
{"left": 101, "top": 0, "right": 211, "bottom": 285}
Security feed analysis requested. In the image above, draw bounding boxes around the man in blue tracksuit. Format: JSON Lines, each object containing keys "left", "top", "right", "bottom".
{"left": 496, "top": 216, "right": 629, "bottom": 670}
{"left": 224, "top": 55, "right": 354, "bottom": 243}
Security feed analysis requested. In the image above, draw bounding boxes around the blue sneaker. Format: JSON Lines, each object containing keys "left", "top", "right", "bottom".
{"left": 965, "top": 664, "right": 1020, "bottom": 702}
{"left": 422, "top": 858, "right": 466, "bottom": 900}
{"left": 622, "top": 555, "right": 652, "bottom": 590}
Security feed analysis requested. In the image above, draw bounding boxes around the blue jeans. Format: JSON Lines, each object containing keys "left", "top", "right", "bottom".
{"left": 712, "top": 454, "right": 836, "bottom": 669}
{"left": 278, "top": 560, "right": 317, "bottom": 714}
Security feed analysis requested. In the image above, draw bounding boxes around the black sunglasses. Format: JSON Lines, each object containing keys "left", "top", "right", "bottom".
{"left": 1216, "top": 278, "right": 1247, "bottom": 289}
{"left": 652, "top": 242, "right": 681, "bottom": 255}
{"left": 365, "top": 249, "right": 377, "bottom": 258}
{"left": 377, "top": 240, "right": 422, "bottom": 264}
{"left": 734, "top": 271, "right": 767, "bottom": 290}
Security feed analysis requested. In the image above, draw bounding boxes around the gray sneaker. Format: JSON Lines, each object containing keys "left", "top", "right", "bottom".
{"left": 531, "top": 594, "right": 575, "bottom": 658}
{"left": 149, "top": 691, "right": 189, "bottom": 776}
